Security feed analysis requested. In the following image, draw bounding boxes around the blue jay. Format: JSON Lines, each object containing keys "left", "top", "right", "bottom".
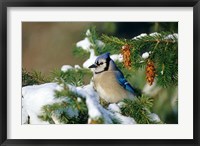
{"left": 89, "top": 52, "right": 136, "bottom": 103}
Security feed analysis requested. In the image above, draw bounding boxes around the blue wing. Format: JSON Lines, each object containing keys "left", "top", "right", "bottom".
{"left": 115, "top": 71, "right": 135, "bottom": 94}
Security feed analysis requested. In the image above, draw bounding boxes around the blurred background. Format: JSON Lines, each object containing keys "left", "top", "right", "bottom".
{"left": 22, "top": 22, "right": 178, "bottom": 74}
{"left": 22, "top": 22, "right": 178, "bottom": 123}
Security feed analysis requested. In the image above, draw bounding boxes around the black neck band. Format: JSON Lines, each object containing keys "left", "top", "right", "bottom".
{"left": 104, "top": 57, "right": 111, "bottom": 71}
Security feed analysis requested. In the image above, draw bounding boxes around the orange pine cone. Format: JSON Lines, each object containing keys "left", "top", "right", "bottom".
{"left": 121, "top": 44, "right": 131, "bottom": 69}
{"left": 146, "top": 60, "right": 156, "bottom": 85}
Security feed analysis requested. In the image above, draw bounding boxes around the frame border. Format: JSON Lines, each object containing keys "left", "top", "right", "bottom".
{"left": 0, "top": 0, "right": 199, "bottom": 146}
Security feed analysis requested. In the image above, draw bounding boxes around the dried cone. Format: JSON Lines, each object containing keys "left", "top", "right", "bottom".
{"left": 146, "top": 60, "right": 156, "bottom": 85}
{"left": 121, "top": 44, "right": 131, "bottom": 69}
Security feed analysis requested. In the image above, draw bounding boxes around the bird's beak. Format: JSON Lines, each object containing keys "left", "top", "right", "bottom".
{"left": 88, "top": 64, "right": 97, "bottom": 68}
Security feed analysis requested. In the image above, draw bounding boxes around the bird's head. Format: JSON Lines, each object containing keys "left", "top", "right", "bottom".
{"left": 88, "top": 52, "right": 113, "bottom": 74}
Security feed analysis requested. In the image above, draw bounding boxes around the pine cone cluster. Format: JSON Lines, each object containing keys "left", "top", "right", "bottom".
{"left": 121, "top": 44, "right": 131, "bottom": 69}
{"left": 146, "top": 60, "right": 156, "bottom": 85}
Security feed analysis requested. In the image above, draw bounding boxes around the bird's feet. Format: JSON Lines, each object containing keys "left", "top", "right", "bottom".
{"left": 99, "top": 98, "right": 110, "bottom": 108}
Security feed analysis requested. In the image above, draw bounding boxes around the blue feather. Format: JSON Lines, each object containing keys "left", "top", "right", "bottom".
{"left": 115, "top": 71, "right": 135, "bottom": 94}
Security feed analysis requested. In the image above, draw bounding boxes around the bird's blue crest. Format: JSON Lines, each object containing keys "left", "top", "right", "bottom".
{"left": 95, "top": 52, "right": 110, "bottom": 62}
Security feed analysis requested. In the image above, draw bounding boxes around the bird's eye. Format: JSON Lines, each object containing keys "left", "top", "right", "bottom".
{"left": 100, "top": 62, "right": 103, "bottom": 65}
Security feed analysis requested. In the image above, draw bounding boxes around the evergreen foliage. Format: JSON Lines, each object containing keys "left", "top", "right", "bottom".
{"left": 22, "top": 68, "right": 50, "bottom": 86}
{"left": 121, "top": 96, "right": 162, "bottom": 124}
{"left": 102, "top": 32, "right": 178, "bottom": 87}
{"left": 39, "top": 86, "right": 88, "bottom": 124}
{"left": 73, "top": 47, "right": 90, "bottom": 60}
{"left": 51, "top": 68, "right": 92, "bottom": 86}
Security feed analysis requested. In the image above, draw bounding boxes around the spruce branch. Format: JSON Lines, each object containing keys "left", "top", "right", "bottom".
{"left": 39, "top": 84, "right": 88, "bottom": 124}
{"left": 121, "top": 96, "right": 162, "bottom": 124}
{"left": 101, "top": 32, "right": 178, "bottom": 87}
{"left": 22, "top": 68, "right": 50, "bottom": 86}
{"left": 101, "top": 34, "right": 127, "bottom": 46}
{"left": 51, "top": 68, "right": 92, "bottom": 87}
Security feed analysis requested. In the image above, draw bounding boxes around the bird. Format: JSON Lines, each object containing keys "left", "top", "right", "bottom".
{"left": 88, "top": 52, "right": 136, "bottom": 103}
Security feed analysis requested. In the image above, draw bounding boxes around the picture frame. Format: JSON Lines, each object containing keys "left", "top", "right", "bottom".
{"left": 0, "top": 0, "right": 199, "bottom": 145}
